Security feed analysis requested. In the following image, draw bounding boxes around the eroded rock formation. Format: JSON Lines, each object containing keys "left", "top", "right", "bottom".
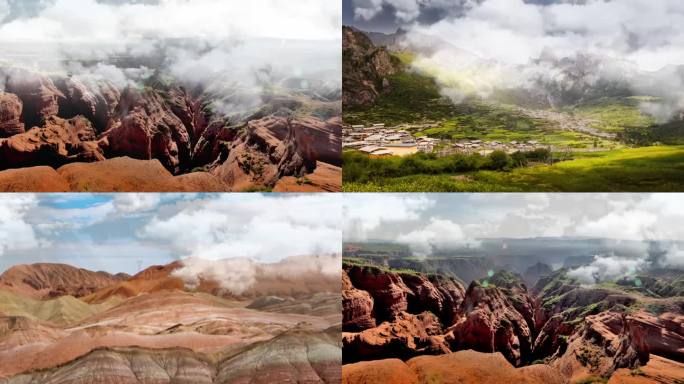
{"left": 0, "top": 93, "right": 24, "bottom": 137}
{"left": 342, "top": 26, "right": 402, "bottom": 108}
{"left": 0, "top": 68, "right": 341, "bottom": 191}
{"left": 342, "top": 261, "right": 684, "bottom": 383}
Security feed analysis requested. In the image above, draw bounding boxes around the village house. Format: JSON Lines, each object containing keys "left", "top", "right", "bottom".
{"left": 358, "top": 145, "right": 382, "bottom": 154}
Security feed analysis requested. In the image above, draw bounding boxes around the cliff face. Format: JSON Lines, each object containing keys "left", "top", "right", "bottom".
{"left": 342, "top": 26, "right": 402, "bottom": 108}
{"left": 0, "top": 93, "right": 24, "bottom": 138}
{"left": 343, "top": 271, "right": 375, "bottom": 331}
{"left": 0, "top": 68, "right": 341, "bottom": 191}
{"left": 447, "top": 281, "right": 533, "bottom": 366}
{"left": 343, "top": 263, "right": 535, "bottom": 366}
{"left": 342, "top": 261, "right": 684, "bottom": 382}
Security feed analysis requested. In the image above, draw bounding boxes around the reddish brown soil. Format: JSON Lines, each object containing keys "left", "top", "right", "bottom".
{"left": 342, "top": 359, "right": 419, "bottom": 384}
{"left": 342, "top": 350, "right": 568, "bottom": 384}
{"left": 608, "top": 355, "right": 684, "bottom": 383}
{"left": 0, "top": 156, "right": 339, "bottom": 192}
{"left": 56, "top": 156, "right": 226, "bottom": 192}
{"left": 0, "top": 166, "right": 69, "bottom": 192}
{"left": 273, "top": 161, "right": 341, "bottom": 192}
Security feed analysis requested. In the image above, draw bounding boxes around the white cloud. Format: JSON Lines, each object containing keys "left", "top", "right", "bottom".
{"left": 392, "top": 0, "right": 684, "bottom": 119}
{"left": 0, "top": 0, "right": 9, "bottom": 21}
{"left": 343, "top": 193, "right": 684, "bottom": 247}
{"left": 343, "top": 194, "right": 434, "bottom": 239}
{"left": 36, "top": 200, "right": 115, "bottom": 233}
{"left": 0, "top": 0, "right": 341, "bottom": 118}
{"left": 663, "top": 246, "right": 684, "bottom": 268}
{"left": 0, "top": 194, "right": 44, "bottom": 255}
{"left": 353, "top": 0, "right": 384, "bottom": 21}
{"left": 573, "top": 194, "right": 684, "bottom": 242}
{"left": 575, "top": 210, "right": 658, "bottom": 241}
{"left": 171, "top": 253, "right": 341, "bottom": 295}
{"left": 140, "top": 194, "right": 341, "bottom": 262}
{"left": 0, "top": 0, "right": 341, "bottom": 42}
{"left": 567, "top": 254, "right": 647, "bottom": 284}
{"left": 113, "top": 194, "right": 160, "bottom": 213}
{"left": 172, "top": 257, "right": 257, "bottom": 294}
{"left": 397, "top": 217, "right": 478, "bottom": 256}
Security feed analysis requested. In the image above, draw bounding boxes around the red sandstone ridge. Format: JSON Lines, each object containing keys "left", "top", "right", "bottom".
{"left": 342, "top": 261, "right": 684, "bottom": 382}
{"left": 343, "top": 264, "right": 466, "bottom": 330}
{"left": 56, "top": 157, "right": 229, "bottom": 192}
{"left": 399, "top": 272, "right": 465, "bottom": 327}
{"left": 0, "top": 166, "right": 69, "bottom": 192}
{"left": 84, "top": 255, "right": 342, "bottom": 304}
{"left": 609, "top": 355, "right": 684, "bottom": 384}
{"left": 341, "top": 260, "right": 684, "bottom": 383}
{"left": 0, "top": 263, "right": 129, "bottom": 300}
{"left": 552, "top": 309, "right": 684, "bottom": 381}
{"left": 273, "top": 161, "right": 342, "bottom": 192}
{"left": 0, "top": 116, "right": 104, "bottom": 170}
{"left": 0, "top": 93, "right": 24, "bottom": 137}
{"left": 209, "top": 116, "right": 341, "bottom": 191}
{"left": 0, "top": 68, "right": 340, "bottom": 191}
{"left": 104, "top": 87, "right": 191, "bottom": 174}
{"left": 52, "top": 77, "right": 120, "bottom": 133}
{"left": 447, "top": 281, "right": 533, "bottom": 366}
{"left": 342, "top": 350, "right": 568, "bottom": 384}
{"left": 343, "top": 311, "right": 449, "bottom": 363}
{"left": 342, "top": 271, "right": 375, "bottom": 331}
{"left": 345, "top": 265, "right": 412, "bottom": 322}
{"left": 4, "top": 68, "right": 63, "bottom": 128}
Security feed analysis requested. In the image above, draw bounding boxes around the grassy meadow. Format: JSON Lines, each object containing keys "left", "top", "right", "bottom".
{"left": 343, "top": 146, "right": 684, "bottom": 192}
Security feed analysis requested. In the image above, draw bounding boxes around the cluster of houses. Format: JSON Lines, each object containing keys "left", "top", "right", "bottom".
{"left": 342, "top": 123, "right": 440, "bottom": 157}
{"left": 343, "top": 123, "right": 553, "bottom": 158}
{"left": 449, "top": 139, "right": 545, "bottom": 155}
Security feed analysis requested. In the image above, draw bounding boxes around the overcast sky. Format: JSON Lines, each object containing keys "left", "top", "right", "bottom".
{"left": 0, "top": 193, "right": 341, "bottom": 274}
{"left": 0, "top": 0, "right": 341, "bottom": 41}
{"left": 344, "top": 0, "right": 684, "bottom": 71}
{"left": 344, "top": 193, "right": 684, "bottom": 280}
{"left": 343, "top": 0, "right": 534, "bottom": 33}
{"left": 345, "top": 0, "right": 684, "bottom": 120}
{"left": 0, "top": 0, "right": 342, "bottom": 117}
{"left": 344, "top": 193, "right": 684, "bottom": 244}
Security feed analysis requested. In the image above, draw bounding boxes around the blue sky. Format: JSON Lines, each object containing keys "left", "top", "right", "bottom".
{"left": 0, "top": 193, "right": 341, "bottom": 274}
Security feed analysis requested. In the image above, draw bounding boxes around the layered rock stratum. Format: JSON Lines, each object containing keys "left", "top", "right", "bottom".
{"left": 0, "top": 258, "right": 342, "bottom": 383}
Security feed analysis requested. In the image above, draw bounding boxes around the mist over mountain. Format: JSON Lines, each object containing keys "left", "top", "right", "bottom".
{"left": 347, "top": 0, "right": 684, "bottom": 121}
{"left": 0, "top": 0, "right": 342, "bottom": 191}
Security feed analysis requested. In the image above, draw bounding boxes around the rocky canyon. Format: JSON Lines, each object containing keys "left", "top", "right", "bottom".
{"left": 342, "top": 259, "right": 684, "bottom": 384}
{"left": 0, "top": 67, "right": 341, "bottom": 192}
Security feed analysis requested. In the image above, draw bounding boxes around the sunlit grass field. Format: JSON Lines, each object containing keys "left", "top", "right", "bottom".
{"left": 569, "top": 97, "right": 656, "bottom": 132}
{"left": 343, "top": 146, "right": 684, "bottom": 192}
